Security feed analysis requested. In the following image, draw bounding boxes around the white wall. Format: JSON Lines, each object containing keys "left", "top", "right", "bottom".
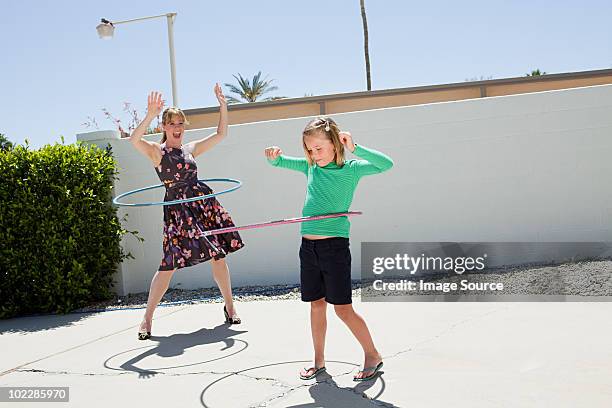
{"left": 78, "top": 84, "right": 612, "bottom": 295}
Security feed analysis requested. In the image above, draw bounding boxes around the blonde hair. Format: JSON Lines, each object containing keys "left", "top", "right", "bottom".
{"left": 160, "top": 107, "right": 189, "bottom": 143}
{"left": 302, "top": 117, "right": 345, "bottom": 166}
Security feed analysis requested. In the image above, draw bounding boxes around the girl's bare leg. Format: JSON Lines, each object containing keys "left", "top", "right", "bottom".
{"left": 300, "top": 298, "right": 327, "bottom": 377}
{"left": 334, "top": 304, "right": 382, "bottom": 379}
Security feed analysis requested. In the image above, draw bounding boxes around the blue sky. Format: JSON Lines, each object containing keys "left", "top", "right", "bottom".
{"left": 2, "top": 0, "right": 611, "bottom": 148}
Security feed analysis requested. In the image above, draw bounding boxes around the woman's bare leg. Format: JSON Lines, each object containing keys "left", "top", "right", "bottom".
{"left": 140, "top": 269, "right": 176, "bottom": 333}
{"left": 211, "top": 258, "right": 238, "bottom": 318}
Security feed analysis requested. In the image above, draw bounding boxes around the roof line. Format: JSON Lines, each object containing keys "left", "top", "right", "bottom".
{"left": 184, "top": 68, "right": 612, "bottom": 114}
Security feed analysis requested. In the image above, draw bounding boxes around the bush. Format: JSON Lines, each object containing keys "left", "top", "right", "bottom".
{"left": 0, "top": 142, "right": 133, "bottom": 319}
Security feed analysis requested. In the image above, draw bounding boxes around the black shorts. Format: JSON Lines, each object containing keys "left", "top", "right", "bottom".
{"left": 299, "top": 237, "right": 352, "bottom": 305}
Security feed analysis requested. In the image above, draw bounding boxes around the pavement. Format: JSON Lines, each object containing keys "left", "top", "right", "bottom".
{"left": 1, "top": 299, "right": 611, "bottom": 407}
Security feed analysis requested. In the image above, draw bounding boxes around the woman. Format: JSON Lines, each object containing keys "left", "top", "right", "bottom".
{"left": 129, "top": 85, "right": 244, "bottom": 340}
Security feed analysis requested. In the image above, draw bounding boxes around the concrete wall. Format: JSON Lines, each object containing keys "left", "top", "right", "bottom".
{"left": 78, "top": 84, "right": 612, "bottom": 295}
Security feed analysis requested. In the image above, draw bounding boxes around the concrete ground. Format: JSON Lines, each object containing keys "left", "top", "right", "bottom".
{"left": 1, "top": 299, "right": 611, "bottom": 407}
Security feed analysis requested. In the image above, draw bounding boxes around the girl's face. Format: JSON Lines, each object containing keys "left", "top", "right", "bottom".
{"left": 162, "top": 115, "right": 185, "bottom": 146}
{"left": 304, "top": 132, "right": 336, "bottom": 167}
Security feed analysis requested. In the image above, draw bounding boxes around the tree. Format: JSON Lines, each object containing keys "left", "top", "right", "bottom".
{"left": 0, "top": 133, "right": 13, "bottom": 151}
{"left": 360, "top": 0, "right": 372, "bottom": 90}
{"left": 526, "top": 69, "right": 546, "bottom": 76}
{"left": 224, "top": 72, "right": 284, "bottom": 103}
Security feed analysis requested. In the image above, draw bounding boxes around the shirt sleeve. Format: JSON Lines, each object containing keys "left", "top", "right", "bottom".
{"left": 267, "top": 155, "right": 309, "bottom": 175}
{"left": 351, "top": 144, "right": 394, "bottom": 178}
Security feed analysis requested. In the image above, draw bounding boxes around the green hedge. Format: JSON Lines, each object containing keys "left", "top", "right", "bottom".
{"left": 0, "top": 142, "right": 132, "bottom": 319}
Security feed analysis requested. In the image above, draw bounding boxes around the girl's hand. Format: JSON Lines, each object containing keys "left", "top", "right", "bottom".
{"left": 339, "top": 131, "right": 356, "bottom": 152}
{"left": 264, "top": 146, "right": 283, "bottom": 160}
{"left": 215, "top": 83, "right": 227, "bottom": 107}
{"left": 147, "top": 91, "right": 164, "bottom": 118}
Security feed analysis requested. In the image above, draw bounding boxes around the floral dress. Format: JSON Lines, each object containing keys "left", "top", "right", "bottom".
{"left": 156, "top": 143, "right": 244, "bottom": 271}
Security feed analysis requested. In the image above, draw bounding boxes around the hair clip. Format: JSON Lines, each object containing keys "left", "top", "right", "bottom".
{"left": 324, "top": 121, "right": 330, "bottom": 132}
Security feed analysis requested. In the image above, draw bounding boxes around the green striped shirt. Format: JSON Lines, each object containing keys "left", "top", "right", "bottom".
{"left": 267, "top": 144, "right": 394, "bottom": 237}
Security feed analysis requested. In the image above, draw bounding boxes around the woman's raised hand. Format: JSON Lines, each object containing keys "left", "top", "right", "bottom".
{"left": 147, "top": 91, "right": 164, "bottom": 118}
{"left": 215, "top": 83, "right": 227, "bottom": 107}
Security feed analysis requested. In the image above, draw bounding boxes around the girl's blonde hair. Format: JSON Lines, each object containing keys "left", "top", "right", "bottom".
{"left": 302, "top": 117, "right": 345, "bottom": 166}
{"left": 160, "top": 107, "right": 189, "bottom": 143}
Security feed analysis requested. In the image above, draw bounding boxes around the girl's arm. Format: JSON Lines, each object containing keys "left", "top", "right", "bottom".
{"left": 264, "top": 146, "right": 309, "bottom": 175}
{"left": 339, "top": 131, "right": 394, "bottom": 177}
{"left": 130, "top": 91, "right": 163, "bottom": 166}
{"left": 187, "top": 83, "right": 228, "bottom": 158}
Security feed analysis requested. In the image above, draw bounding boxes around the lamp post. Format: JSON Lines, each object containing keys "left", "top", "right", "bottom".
{"left": 96, "top": 13, "right": 179, "bottom": 107}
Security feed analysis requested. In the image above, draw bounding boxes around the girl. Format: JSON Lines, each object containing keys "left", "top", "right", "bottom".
{"left": 130, "top": 85, "right": 244, "bottom": 340}
{"left": 264, "top": 117, "right": 393, "bottom": 382}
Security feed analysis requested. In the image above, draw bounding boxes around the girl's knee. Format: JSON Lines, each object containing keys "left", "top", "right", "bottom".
{"left": 334, "top": 304, "right": 354, "bottom": 320}
{"left": 311, "top": 298, "right": 327, "bottom": 310}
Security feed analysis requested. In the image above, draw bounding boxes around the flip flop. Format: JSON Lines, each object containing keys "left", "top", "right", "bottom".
{"left": 299, "top": 366, "right": 326, "bottom": 380}
{"left": 353, "top": 361, "right": 383, "bottom": 382}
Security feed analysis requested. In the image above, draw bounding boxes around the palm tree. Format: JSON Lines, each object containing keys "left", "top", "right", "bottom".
{"left": 0, "top": 133, "right": 13, "bottom": 151}
{"left": 526, "top": 69, "right": 546, "bottom": 76}
{"left": 224, "top": 72, "right": 284, "bottom": 103}
{"left": 360, "top": 0, "right": 372, "bottom": 90}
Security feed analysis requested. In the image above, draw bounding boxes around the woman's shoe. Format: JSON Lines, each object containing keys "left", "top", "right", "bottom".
{"left": 138, "top": 331, "right": 151, "bottom": 341}
{"left": 138, "top": 320, "right": 151, "bottom": 340}
{"left": 224, "top": 306, "right": 241, "bottom": 324}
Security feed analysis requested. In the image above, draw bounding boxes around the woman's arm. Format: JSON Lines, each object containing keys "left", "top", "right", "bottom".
{"left": 188, "top": 83, "right": 228, "bottom": 158}
{"left": 129, "top": 91, "right": 163, "bottom": 166}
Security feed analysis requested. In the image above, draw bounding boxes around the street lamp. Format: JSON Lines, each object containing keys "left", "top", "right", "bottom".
{"left": 96, "top": 13, "right": 179, "bottom": 107}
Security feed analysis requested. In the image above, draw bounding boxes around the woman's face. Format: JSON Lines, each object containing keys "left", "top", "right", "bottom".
{"left": 162, "top": 115, "right": 185, "bottom": 146}
{"left": 304, "top": 132, "right": 336, "bottom": 167}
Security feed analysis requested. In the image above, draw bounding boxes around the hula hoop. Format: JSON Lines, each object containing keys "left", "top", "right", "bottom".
{"left": 201, "top": 211, "right": 363, "bottom": 236}
{"left": 113, "top": 178, "right": 242, "bottom": 207}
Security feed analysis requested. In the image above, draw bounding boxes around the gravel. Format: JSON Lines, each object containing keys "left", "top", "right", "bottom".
{"left": 361, "top": 259, "right": 612, "bottom": 298}
{"left": 73, "top": 259, "right": 612, "bottom": 313}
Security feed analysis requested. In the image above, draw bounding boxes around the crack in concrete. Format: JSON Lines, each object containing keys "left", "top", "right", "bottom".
{"left": 247, "top": 383, "right": 311, "bottom": 408}
{"left": 367, "top": 307, "right": 509, "bottom": 368}
{"left": 412, "top": 307, "right": 508, "bottom": 350}
{"left": 15, "top": 367, "right": 393, "bottom": 407}
{"left": 250, "top": 377, "right": 372, "bottom": 408}
{"left": 13, "top": 367, "right": 318, "bottom": 388}
{"left": 15, "top": 368, "right": 138, "bottom": 377}
{"left": 382, "top": 348, "right": 412, "bottom": 360}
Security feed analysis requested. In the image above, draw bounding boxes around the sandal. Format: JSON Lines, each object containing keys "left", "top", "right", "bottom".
{"left": 299, "top": 366, "right": 326, "bottom": 380}
{"left": 353, "top": 361, "right": 383, "bottom": 382}
{"left": 224, "top": 306, "right": 241, "bottom": 324}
